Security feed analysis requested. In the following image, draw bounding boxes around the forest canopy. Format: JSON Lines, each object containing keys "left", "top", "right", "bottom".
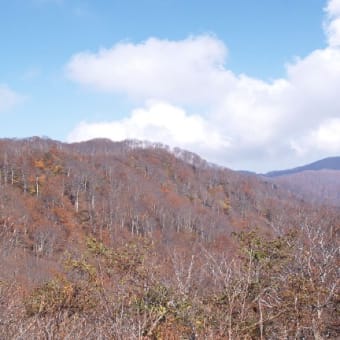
{"left": 0, "top": 138, "right": 338, "bottom": 339}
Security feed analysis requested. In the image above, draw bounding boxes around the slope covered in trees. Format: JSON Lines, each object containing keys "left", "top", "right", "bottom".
{"left": 270, "top": 169, "right": 340, "bottom": 206}
{"left": 264, "top": 156, "right": 340, "bottom": 206}
{"left": 0, "top": 137, "right": 338, "bottom": 338}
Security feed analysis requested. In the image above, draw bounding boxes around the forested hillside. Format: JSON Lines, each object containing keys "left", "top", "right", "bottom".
{"left": 0, "top": 137, "right": 338, "bottom": 339}
{"left": 270, "top": 170, "right": 340, "bottom": 206}
{"left": 264, "top": 157, "right": 340, "bottom": 206}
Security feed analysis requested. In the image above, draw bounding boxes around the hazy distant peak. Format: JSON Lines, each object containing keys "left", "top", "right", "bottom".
{"left": 265, "top": 156, "right": 340, "bottom": 177}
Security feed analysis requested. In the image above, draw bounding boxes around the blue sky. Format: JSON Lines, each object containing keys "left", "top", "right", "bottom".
{"left": 1, "top": 0, "right": 340, "bottom": 171}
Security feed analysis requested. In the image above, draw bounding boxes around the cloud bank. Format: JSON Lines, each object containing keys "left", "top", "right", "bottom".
{"left": 66, "top": 35, "right": 230, "bottom": 105}
{"left": 325, "top": 0, "right": 340, "bottom": 46}
{"left": 66, "top": 0, "right": 340, "bottom": 172}
{"left": 68, "top": 100, "right": 231, "bottom": 155}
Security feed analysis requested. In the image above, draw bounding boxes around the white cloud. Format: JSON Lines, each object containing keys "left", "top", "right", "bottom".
{"left": 66, "top": 35, "right": 232, "bottom": 105}
{"left": 68, "top": 101, "right": 230, "bottom": 159}
{"left": 215, "top": 76, "right": 290, "bottom": 147}
{"left": 67, "top": 0, "right": 340, "bottom": 172}
{"left": 324, "top": 0, "right": 340, "bottom": 47}
{"left": 291, "top": 118, "right": 340, "bottom": 155}
{"left": 0, "top": 85, "right": 22, "bottom": 113}
{"left": 326, "top": 0, "right": 340, "bottom": 15}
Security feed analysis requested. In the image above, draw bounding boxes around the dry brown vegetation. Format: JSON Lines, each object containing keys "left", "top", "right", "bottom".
{"left": 0, "top": 137, "right": 339, "bottom": 339}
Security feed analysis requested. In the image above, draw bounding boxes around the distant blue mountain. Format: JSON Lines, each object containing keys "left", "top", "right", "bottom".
{"left": 265, "top": 156, "right": 340, "bottom": 177}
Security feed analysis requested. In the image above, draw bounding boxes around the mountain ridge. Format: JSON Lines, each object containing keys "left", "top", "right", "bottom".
{"left": 265, "top": 156, "right": 340, "bottom": 177}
